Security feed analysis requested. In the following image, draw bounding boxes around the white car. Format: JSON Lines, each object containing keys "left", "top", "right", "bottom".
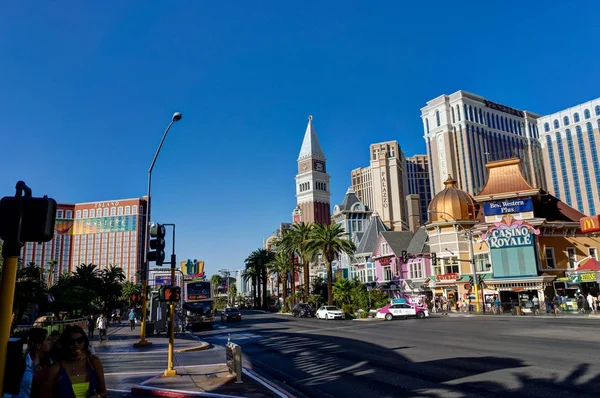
{"left": 316, "top": 306, "right": 345, "bottom": 320}
{"left": 376, "top": 303, "right": 429, "bottom": 321}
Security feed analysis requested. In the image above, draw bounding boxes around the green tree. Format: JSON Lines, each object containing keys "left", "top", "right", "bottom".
{"left": 13, "top": 262, "right": 48, "bottom": 323}
{"left": 289, "top": 222, "right": 316, "bottom": 302}
{"left": 100, "top": 265, "right": 126, "bottom": 313}
{"left": 245, "top": 249, "right": 274, "bottom": 310}
{"left": 274, "top": 230, "right": 299, "bottom": 308}
{"left": 268, "top": 250, "right": 290, "bottom": 312}
{"left": 332, "top": 278, "right": 354, "bottom": 306}
{"left": 307, "top": 223, "right": 356, "bottom": 305}
{"left": 46, "top": 259, "right": 57, "bottom": 287}
{"left": 121, "top": 280, "right": 141, "bottom": 306}
{"left": 228, "top": 283, "right": 237, "bottom": 306}
{"left": 210, "top": 274, "right": 223, "bottom": 298}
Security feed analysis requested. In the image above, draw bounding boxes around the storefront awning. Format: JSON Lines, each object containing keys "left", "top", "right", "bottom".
{"left": 484, "top": 276, "right": 555, "bottom": 291}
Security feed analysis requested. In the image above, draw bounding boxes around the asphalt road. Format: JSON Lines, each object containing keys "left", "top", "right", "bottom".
{"left": 196, "top": 311, "right": 600, "bottom": 398}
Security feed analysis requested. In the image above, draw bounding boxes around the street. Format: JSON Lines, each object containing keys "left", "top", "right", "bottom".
{"left": 196, "top": 311, "right": 600, "bottom": 398}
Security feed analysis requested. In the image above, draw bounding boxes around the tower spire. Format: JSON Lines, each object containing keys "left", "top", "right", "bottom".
{"left": 298, "top": 114, "right": 325, "bottom": 161}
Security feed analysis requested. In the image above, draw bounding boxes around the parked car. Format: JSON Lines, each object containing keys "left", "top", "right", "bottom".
{"left": 316, "top": 306, "right": 345, "bottom": 320}
{"left": 292, "top": 303, "right": 315, "bottom": 318}
{"left": 221, "top": 307, "right": 242, "bottom": 322}
{"left": 376, "top": 303, "right": 429, "bottom": 321}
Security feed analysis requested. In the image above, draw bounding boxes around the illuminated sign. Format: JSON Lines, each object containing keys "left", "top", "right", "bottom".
{"left": 186, "top": 281, "right": 211, "bottom": 300}
{"left": 483, "top": 216, "right": 540, "bottom": 249}
{"left": 483, "top": 198, "right": 533, "bottom": 216}
{"left": 580, "top": 215, "right": 600, "bottom": 233}
{"left": 438, "top": 273, "right": 460, "bottom": 281}
{"left": 180, "top": 259, "right": 205, "bottom": 279}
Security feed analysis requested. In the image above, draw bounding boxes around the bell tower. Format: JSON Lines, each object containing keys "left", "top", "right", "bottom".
{"left": 295, "top": 115, "right": 331, "bottom": 224}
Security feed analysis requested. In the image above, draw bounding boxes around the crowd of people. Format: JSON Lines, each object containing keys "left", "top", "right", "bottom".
{"left": 4, "top": 325, "right": 107, "bottom": 398}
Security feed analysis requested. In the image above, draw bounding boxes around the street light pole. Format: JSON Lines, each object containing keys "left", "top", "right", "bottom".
{"left": 136, "top": 112, "right": 182, "bottom": 347}
{"left": 162, "top": 223, "right": 177, "bottom": 376}
{"left": 428, "top": 210, "right": 481, "bottom": 312}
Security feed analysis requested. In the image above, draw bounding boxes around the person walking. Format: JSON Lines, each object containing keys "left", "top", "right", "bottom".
{"left": 128, "top": 309, "right": 136, "bottom": 331}
{"left": 87, "top": 314, "right": 95, "bottom": 339}
{"left": 587, "top": 293, "right": 596, "bottom": 314}
{"left": 96, "top": 314, "right": 108, "bottom": 343}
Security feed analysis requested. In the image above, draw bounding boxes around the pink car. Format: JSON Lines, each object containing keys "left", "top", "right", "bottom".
{"left": 376, "top": 303, "right": 429, "bottom": 321}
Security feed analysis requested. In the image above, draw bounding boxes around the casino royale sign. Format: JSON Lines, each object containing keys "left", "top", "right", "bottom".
{"left": 482, "top": 216, "right": 540, "bottom": 249}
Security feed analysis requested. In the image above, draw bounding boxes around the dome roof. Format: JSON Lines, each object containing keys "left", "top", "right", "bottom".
{"left": 428, "top": 176, "right": 475, "bottom": 223}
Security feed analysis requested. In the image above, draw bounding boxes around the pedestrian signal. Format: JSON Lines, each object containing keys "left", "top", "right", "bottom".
{"left": 159, "top": 286, "right": 181, "bottom": 302}
{"left": 431, "top": 253, "right": 437, "bottom": 266}
{"left": 401, "top": 250, "right": 408, "bottom": 263}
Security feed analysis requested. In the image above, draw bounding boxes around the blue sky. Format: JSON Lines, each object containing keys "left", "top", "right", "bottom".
{"left": 1, "top": 1, "right": 598, "bottom": 277}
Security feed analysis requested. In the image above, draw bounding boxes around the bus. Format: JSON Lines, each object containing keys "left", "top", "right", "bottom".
{"left": 182, "top": 280, "right": 215, "bottom": 330}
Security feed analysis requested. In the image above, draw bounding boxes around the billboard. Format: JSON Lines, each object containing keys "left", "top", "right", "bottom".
{"left": 181, "top": 259, "right": 205, "bottom": 279}
{"left": 580, "top": 215, "right": 600, "bottom": 233}
{"left": 483, "top": 198, "right": 533, "bottom": 216}
{"left": 73, "top": 215, "right": 138, "bottom": 235}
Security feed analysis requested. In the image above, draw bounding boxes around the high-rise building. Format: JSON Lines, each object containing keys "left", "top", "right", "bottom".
{"left": 295, "top": 115, "right": 331, "bottom": 224}
{"left": 405, "top": 155, "right": 431, "bottom": 225}
{"left": 351, "top": 141, "right": 408, "bottom": 230}
{"left": 21, "top": 204, "right": 75, "bottom": 282}
{"left": 421, "top": 90, "right": 546, "bottom": 196}
{"left": 538, "top": 98, "right": 600, "bottom": 216}
{"left": 71, "top": 198, "right": 147, "bottom": 281}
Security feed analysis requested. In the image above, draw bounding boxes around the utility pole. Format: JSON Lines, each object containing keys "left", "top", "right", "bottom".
{"left": 162, "top": 223, "right": 177, "bottom": 377}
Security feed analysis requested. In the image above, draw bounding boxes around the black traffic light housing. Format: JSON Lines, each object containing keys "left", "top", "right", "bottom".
{"left": 469, "top": 276, "right": 474, "bottom": 285}
{"left": 431, "top": 253, "right": 437, "bottom": 266}
{"left": 401, "top": 250, "right": 408, "bottom": 263}
{"left": 0, "top": 194, "right": 57, "bottom": 244}
{"left": 477, "top": 274, "right": 483, "bottom": 285}
{"left": 159, "top": 286, "right": 181, "bottom": 302}
{"left": 148, "top": 222, "right": 166, "bottom": 265}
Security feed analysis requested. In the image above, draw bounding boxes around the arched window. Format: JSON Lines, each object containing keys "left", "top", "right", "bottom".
{"left": 574, "top": 113, "right": 580, "bottom": 122}
{"left": 563, "top": 116, "right": 570, "bottom": 126}
{"left": 451, "top": 108, "right": 455, "bottom": 123}
{"left": 435, "top": 110, "right": 441, "bottom": 127}
{"left": 584, "top": 109, "right": 591, "bottom": 119}
{"left": 103, "top": 208, "right": 109, "bottom": 217}
{"left": 554, "top": 119, "right": 560, "bottom": 129}
{"left": 90, "top": 209, "right": 95, "bottom": 218}
{"left": 478, "top": 109, "right": 483, "bottom": 124}
{"left": 596, "top": 105, "right": 600, "bottom": 116}
{"left": 469, "top": 106, "right": 474, "bottom": 122}
{"left": 456, "top": 105, "right": 461, "bottom": 121}
{"left": 544, "top": 122, "right": 550, "bottom": 132}
{"left": 425, "top": 118, "right": 430, "bottom": 134}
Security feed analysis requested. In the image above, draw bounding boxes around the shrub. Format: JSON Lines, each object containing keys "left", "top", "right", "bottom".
{"left": 360, "top": 311, "right": 368, "bottom": 319}
{"left": 341, "top": 304, "right": 356, "bottom": 318}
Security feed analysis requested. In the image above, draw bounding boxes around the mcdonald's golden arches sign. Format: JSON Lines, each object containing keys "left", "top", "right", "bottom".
{"left": 580, "top": 215, "right": 600, "bottom": 233}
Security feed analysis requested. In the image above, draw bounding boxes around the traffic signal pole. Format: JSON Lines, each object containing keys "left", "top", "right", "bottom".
{"left": 163, "top": 223, "right": 177, "bottom": 377}
{"left": 0, "top": 245, "right": 20, "bottom": 395}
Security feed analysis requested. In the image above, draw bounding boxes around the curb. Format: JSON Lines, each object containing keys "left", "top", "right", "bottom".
{"left": 130, "top": 385, "right": 244, "bottom": 398}
{"left": 242, "top": 368, "right": 293, "bottom": 398}
{"left": 175, "top": 342, "right": 211, "bottom": 353}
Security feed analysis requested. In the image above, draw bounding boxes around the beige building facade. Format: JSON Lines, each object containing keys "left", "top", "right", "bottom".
{"left": 351, "top": 141, "right": 408, "bottom": 231}
{"left": 538, "top": 97, "right": 600, "bottom": 217}
{"left": 421, "top": 90, "right": 546, "bottom": 197}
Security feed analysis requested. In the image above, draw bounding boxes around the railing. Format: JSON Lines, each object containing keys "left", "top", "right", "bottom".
{"left": 12, "top": 317, "right": 88, "bottom": 337}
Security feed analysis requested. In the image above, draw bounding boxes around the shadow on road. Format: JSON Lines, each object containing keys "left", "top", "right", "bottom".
{"left": 227, "top": 327, "right": 600, "bottom": 397}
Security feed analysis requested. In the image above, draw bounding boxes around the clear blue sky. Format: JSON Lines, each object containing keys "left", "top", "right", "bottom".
{"left": 1, "top": 1, "right": 598, "bottom": 277}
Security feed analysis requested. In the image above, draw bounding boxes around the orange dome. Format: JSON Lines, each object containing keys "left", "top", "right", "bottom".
{"left": 428, "top": 176, "right": 475, "bottom": 222}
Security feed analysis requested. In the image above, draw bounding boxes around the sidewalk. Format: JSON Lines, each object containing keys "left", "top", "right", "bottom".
{"left": 437, "top": 310, "right": 600, "bottom": 319}
{"left": 98, "top": 323, "right": 291, "bottom": 398}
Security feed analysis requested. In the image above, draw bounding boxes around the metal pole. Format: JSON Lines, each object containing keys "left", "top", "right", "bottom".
{"left": 163, "top": 223, "right": 177, "bottom": 376}
{"left": 0, "top": 253, "right": 19, "bottom": 394}
{"left": 137, "top": 118, "right": 176, "bottom": 347}
{"left": 467, "top": 230, "right": 481, "bottom": 312}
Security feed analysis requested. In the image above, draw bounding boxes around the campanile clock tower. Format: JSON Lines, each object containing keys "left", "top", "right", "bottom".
{"left": 295, "top": 115, "right": 331, "bottom": 225}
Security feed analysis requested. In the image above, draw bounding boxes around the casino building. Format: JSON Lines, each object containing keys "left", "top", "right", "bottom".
{"left": 425, "top": 158, "right": 600, "bottom": 308}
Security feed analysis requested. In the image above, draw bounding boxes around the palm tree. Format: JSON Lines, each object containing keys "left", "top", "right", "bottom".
{"left": 46, "top": 260, "right": 58, "bottom": 286}
{"left": 210, "top": 274, "right": 223, "bottom": 297}
{"left": 245, "top": 249, "right": 274, "bottom": 310}
{"left": 121, "top": 280, "right": 141, "bottom": 306}
{"left": 101, "top": 265, "right": 126, "bottom": 313}
{"left": 307, "top": 223, "right": 356, "bottom": 305}
{"left": 274, "top": 230, "right": 298, "bottom": 308}
{"left": 242, "top": 264, "right": 259, "bottom": 309}
{"left": 268, "top": 250, "right": 290, "bottom": 312}
{"left": 290, "top": 222, "right": 316, "bottom": 301}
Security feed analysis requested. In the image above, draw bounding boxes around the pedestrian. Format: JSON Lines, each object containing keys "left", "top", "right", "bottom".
{"left": 7, "top": 328, "right": 51, "bottom": 398}
{"left": 96, "top": 313, "right": 108, "bottom": 342}
{"left": 532, "top": 295, "right": 539, "bottom": 313}
{"left": 129, "top": 309, "right": 136, "bottom": 331}
{"left": 587, "top": 293, "right": 595, "bottom": 314}
{"left": 39, "top": 325, "right": 107, "bottom": 398}
{"left": 87, "top": 314, "right": 95, "bottom": 339}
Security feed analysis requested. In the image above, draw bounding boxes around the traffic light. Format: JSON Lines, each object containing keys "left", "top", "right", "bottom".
{"left": 159, "top": 286, "right": 181, "bottom": 302}
{"left": 0, "top": 195, "right": 57, "bottom": 243}
{"left": 477, "top": 275, "right": 483, "bottom": 285}
{"left": 148, "top": 222, "right": 166, "bottom": 265}
{"left": 469, "top": 276, "right": 474, "bottom": 285}
{"left": 431, "top": 253, "right": 437, "bottom": 266}
{"left": 401, "top": 250, "right": 408, "bottom": 263}
{"left": 132, "top": 293, "right": 141, "bottom": 303}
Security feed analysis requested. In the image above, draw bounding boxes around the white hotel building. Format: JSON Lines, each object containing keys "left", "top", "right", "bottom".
{"left": 538, "top": 98, "right": 600, "bottom": 216}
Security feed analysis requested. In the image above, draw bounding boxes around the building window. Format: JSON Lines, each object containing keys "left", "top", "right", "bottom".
{"left": 555, "top": 132, "right": 572, "bottom": 205}
{"left": 577, "top": 125, "right": 596, "bottom": 215}
{"left": 451, "top": 108, "right": 455, "bottom": 123}
{"left": 409, "top": 262, "right": 423, "bottom": 279}
{"left": 76, "top": 210, "right": 81, "bottom": 219}
{"left": 563, "top": 116, "right": 570, "bottom": 126}
{"left": 383, "top": 267, "right": 392, "bottom": 281}
{"left": 574, "top": 113, "right": 580, "bottom": 122}
{"left": 565, "top": 129, "right": 584, "bottom": 212}
{"left": 389, "top": 147, "right": 395, "bottom": 158}
{"left": 545, "top": 136, "right": 560, "bottom": 199}
{"left": 435, "top": 111, "right": 441, "bottom": 127}
{"left": 584, "top": 109, "right": 591, "bottom": 119}
{"left": 566, "top": 247, "right": 577, "bottom": 268}
{"left": 103, "top": 208, "right": 109, "bottom": 217}
{"left": 425, "top": 118, "right": 429, "bottom": 134}
{"left": 554, "top": 119, "right": 559, "bottom": 129}
{"left": 90, "top": 209, "right": 95, "bottom": 218}
{"left": 474, "top": 253, "right": 490, "bottom": 272}
{"left": 110, "top": 207, "right": 116, "bottom": 216}
{"left": 82, "top": 210, "right": 88, "bottom": 218}
{"left": 381, "top": 243, "right": 390, "bottom": 255}
{"left": 132, "top": 205, "right": 138, "bottom": 215}
{"left": 66, "top": 210, "right": 72, "bottom": 219}
{"left": 589, "top": 248, "right": 598, "bottom": 260}
{"left": 57, "top": 210, "right": 64, "bottom": 219}
{"left": 456, "top": 105, "right": 461, "bottom": 121}
{"left": 443, "top": 257, "right": 459, "bottom": 274}
{"left": 587, "top": 122, "right": 600, "bottom": 214}
{"left": 118, "top": 207, "right": 123, "bottom": 216}
{"left": 545, "top": 247, "right": 556, "bottom": 269}
{"left": 596, "top": 105, "right": 600, "bottom": 116}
